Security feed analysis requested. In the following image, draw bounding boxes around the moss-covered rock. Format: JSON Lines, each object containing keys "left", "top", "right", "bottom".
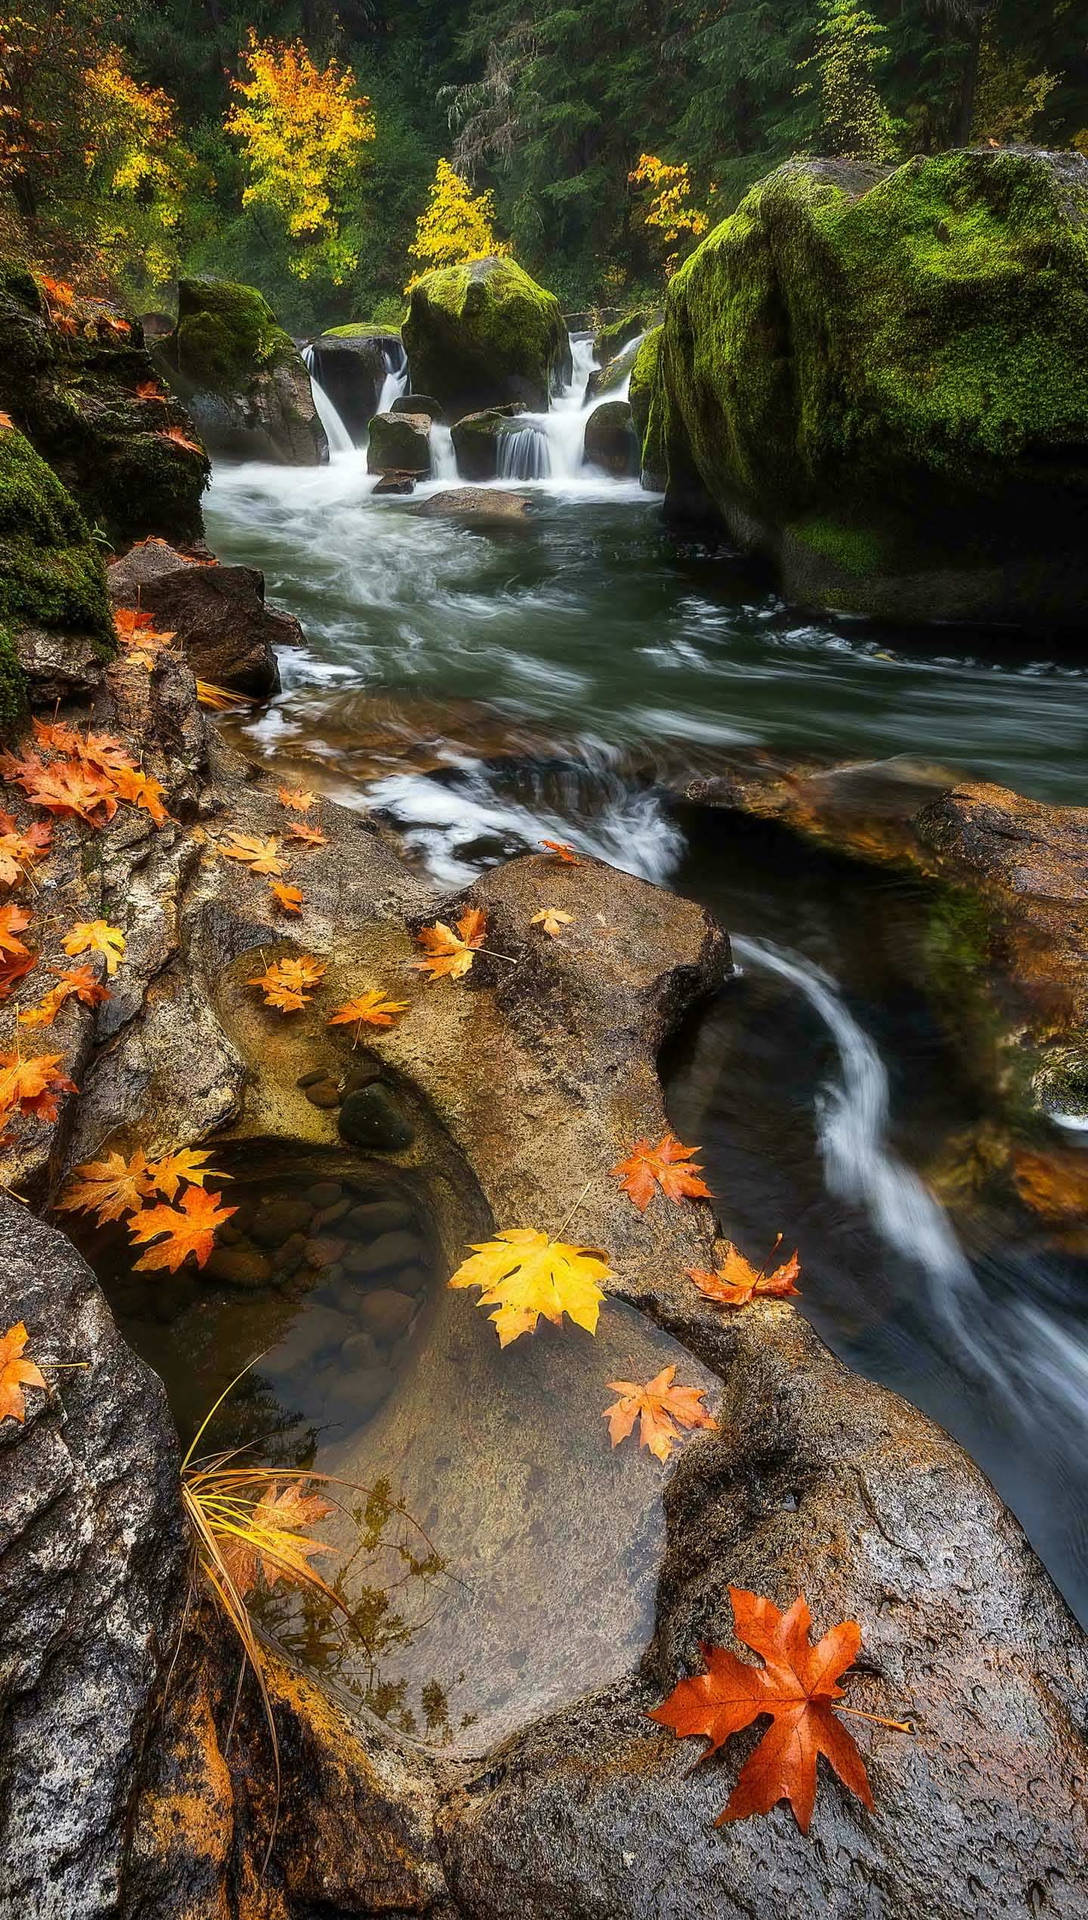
{"left": 449, "top": 405, "right": 527, "bottom": 482}
{"left": 593, "top": 307, "right": 660, "bottom": 365}
{"left": 583, "top": 400, "right": 639, "bottom": 477}
{"left": 628, "top": 326, "right": 664, "bottom": 483}
{"left": 659, "top": 148, "right": 1088, "bottom": 627}
{"left": 586, "top": 332, "right": 648, "bottom": 402}
{"left": 403, "top": 258, "right": 571, "bottom": 419}
{"left": 310, "top": 327, "right": 405, "bottom": 443}
{"left": 0, "top": 261, "right": 208, "bottom": 548}
{"left": 366, "top": 411, "right": 431, "bottom": 476}
{"left": 0, "top": 423, "right": 114, "bottom": 718}
{"left": 161, "top": 279, "right": 326, "bottom": 465}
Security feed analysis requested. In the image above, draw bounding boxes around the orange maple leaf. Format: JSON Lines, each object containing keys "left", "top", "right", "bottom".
{"left": 145, "top": 1147, "right": 229, "bottom": 1200}
{"left": 277, "top": 785, "right": 316, "bottom": 812}
{"left": 57, "top": 1149, "right": 157, "bottom": 1223}
{"left": 540, "top": 838, "right": 581, "bottom": 864}
{"left": 0, "top": 1322, "right": 47, "bottom": 1423}
{"left": 0, "top": 949, "right": 38, "bottom": 1001}
{"left": 135, "top": 379, "right": 164, "bottom": 400}
{"left": 531, "top": 907, "right": 573, "bottom": 938}
{"left": 327, "top": 989, "right": 408, "bottom": 1038}
{"left": 4, "top": 754, "right": 118, "bottom": 823}
{"left": 111, "top": 765, "right": 170, "bottom": 826}
{"left": 647, "top": 1588, "right": 875, "bottom": 1832}
{"left": 286, "top": 821, "right": 327, "bottom": 848}
{"left": 18, "top": 965, "right": 110, "bottom": 1027}
{"left": 689, "top": 1239, "right": 801, "bottom": 1309}
{"left": 219, "top": 832, "right": 284, "bottom": 876}
{"left": 159, "top": 424, "right": 204, "bottom": 455}
{"left": 127, "top": 1186, "right": 237, "bottom": 1271}
{"left": 412, "top": 906, "right": 487, "bottom": 982}
{"left": 0, "top": 813, "right": 51, "bottom": 886}
{"left": 0, "top": 1051, "right": 77, "bottom": 1125}
{"left": 0, "top": 411, "right": 13, "bottom": 430}
{"left": 269, "top": 881, "right": 303, "bottom": 915}
{"left": 248, "top": 954, "right": 325, "bottom": 1011}
{"left": 0, "top": 903, "right": 31, "bottom": 957}
{"left": 611, "top": 1130, "right": 712, "bottom": 1211}
{"left": 603, "top": 1364, "right": 717, "bottom": 1461}
{"left": 220, "top": 1477, "right": 334, "bottom": 1597}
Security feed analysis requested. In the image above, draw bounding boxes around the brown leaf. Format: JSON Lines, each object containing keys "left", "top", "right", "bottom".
{"left": 269, "top": 881, "right": 304, "bottom": 915}
{"left": 412, "top": 906, "right": 487, "bottom": 982}
{"left": 689, "top": 1239, "right": 801, "bottom": 1309}
{"left": 277, "top": 785, "right": 316, "bottom": 812}
{"left": 540, "top": 838, "right": 581, "bottom": 864}
{"left": 220, "top": 833, "right": 284, "bottom": 876}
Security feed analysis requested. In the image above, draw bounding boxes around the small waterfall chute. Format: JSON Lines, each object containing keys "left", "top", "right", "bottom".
{"left": 497, "top": 423, "right": 551, "bottom": 482}
{"left": 302, "top": 345, "right": 354, "bottom": 455}
{"left": 428, "top": 422, "right": 457, "bottom": 481}
{"left": 377, "top": 339, "right": 409, "bottom": 414}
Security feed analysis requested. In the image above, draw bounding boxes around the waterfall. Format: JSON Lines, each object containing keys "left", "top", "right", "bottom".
{"left": 302, "top": 346, "right": 354, "bottom": 455}
{"left": 497, "top": 423, "right": 551, "bottom": 481}
{"left": 428, "top": 422, "right": 457, "bottom": 480}
{"left": 377, "top": 339, "right": 409, "bottom": 415}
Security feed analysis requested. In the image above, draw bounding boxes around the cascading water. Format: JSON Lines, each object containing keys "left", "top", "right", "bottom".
{"left": 428, "top": 422, "right": 457, "bottom": 480}
{"left": 376, "top": 339, "right": 409, "bottom": 414}
{"left": 497, "top": 423, "right": 551, "bottom": 481}
{"left": 302, "top": 345, "right": 355, "bottom": 455}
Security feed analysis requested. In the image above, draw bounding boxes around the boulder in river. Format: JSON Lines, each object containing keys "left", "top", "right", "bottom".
{"left": 0, "top": 421, "right": 114, "bottom": 717}
{"left": 593, "top": 305, "right": 661, "bottom": 365}
{"left": 628, "top": 324, "right": 664, "bottom": 485}
{"left": 414, "top": 486, "right": 530, "bottom": 525}
{"left": 107, "top": 537, "right": 302, "bottom": 697}
{"left": 450, "top": 403, "right": 527, "bottom": 481}
{"left": 308, "top": 324, "right": 404, "bottom": 442}
{"left": 403, "top": 255, "right": 571, "bottom": 418}
{"left": 587, "top": 330, "right": 649, "bottom": 402}
{"left": 391, "top": 392, "right": 443, "bottom": 422}
{"left": 158, "top": 278, "right": 327, "bottom": 465}
{"left": 584, "top": 398, "right": 640, "bottom": 476}
{"left": 367, "top": 410, "right": 431, "bottom": 476}
{"left": 658, "top": 147, "right": 1088, "bottom": 628}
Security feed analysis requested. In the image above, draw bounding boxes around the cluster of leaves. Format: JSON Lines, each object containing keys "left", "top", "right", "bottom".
{"left": 628, "top": 153, "right": 709, "bottom": 273}
{"left": 405, "top": 157, "right": 508, "bottom": 291}
{"left": 58, "top": 1145, "right": 236, "bottom": 1272}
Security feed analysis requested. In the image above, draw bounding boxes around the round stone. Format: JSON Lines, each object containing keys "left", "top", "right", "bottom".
{"left": 204, "top": 1246, "right": 273, "bottom": 1289}
{"left": 346, "top": 1197, "right": 414, "bottom": 1236}
{"left": 304, "top": 1080, "right": 342, "bottom": 1110}
{"left": 250, "top": 1197, "right": 314, "bottom": 1247}
{"left": 358, "top": 1287, "right": 415, "bottom": 1342}
{"left": 337, "top": 1083, "right": 415, "bottom": 1151}
{"left": 341, "top": 1230, "right": 421, "bottom": 1277}
{"left": 306, "top": 1180, "right": 343, "bottom": 1208}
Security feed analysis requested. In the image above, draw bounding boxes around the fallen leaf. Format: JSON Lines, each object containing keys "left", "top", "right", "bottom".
{"left": 57, "top": 1148, "right": 156, "bottom": 1223}
{"left": 221, "top": 1477, "right": 334, "bottom": 1597}
{"left": 160, "top": 424, "right": 204, "bottom": 455}
{"left": 63, "top": 920, "right": 126, "bottom": 976}
{"left": 127, "top": 1185, "right": 237, "bottom": 1271}
{"left": 111, "top": 765, "right": 170, "bottom": 826}
{"left": 0, "top": 411, "right": 13, "bottom": 429}
{"left": 0, "top": 903, "right": 31, "bottom": 956}
{"left": 219, "top": 833, "right": 284, "bottom": 876}
{"left": 540, "top": 839, "right": 581, "bottom": 864}
{"left": 611, "top": 1130, "right": 711, "bottom": 1211}
{"left": 278, "top": 786, "right": 316, "bottom": 812}
{"left": 328, "top": 989, "right": 408, "bottom": 1037}
{"left": 248, "top": 954, "right": 326, "bottom": 1011}
{"left": 449, "top": 1226, "right": 613, "bottom": 1345}
{"left": 647, "top": 1587, "right": 874, "bottom": 1832}
{"left": 0, "top": 949, "right": 38, "bottom": 1000}
{"left": 531, "top": 907, "right": 573, "bottom": 939}
{"left": 604, "top": 1364, "right": 717, "bottom": 1461}
{"left": 0, "top": 1322, "right": 47, "bottom": 1423}
{"left": 0, "top": 1051, "right": 77, "bottom": 1125}
{"left": 18, "top": 965, "right": 110, "bottom": 1027}
{"left": 135, "top": 379, "right": 164, "bottom": 399}
{"left": 287, "top": 821, "right": 327, "bottom": 847}
{"left": 0, "top": 813, "right": 51, "bottom": 886}
{"left": 413, "top": 907, "right": 487, "bottom": 982}
{"left": 4, "top": 755, "right": 118, "bottom": 823}
{"left": 145, "top": 1147, "right": 229, "bottom": 1200}
{"left": 269, "top": 881, "right": 304, "bottom": 915}
{"left": 689, "top": 1239, "right": 801, "bottom": 1308}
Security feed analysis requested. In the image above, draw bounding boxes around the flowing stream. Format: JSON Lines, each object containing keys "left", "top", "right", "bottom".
{"left": 198, "top": 336, "right": 1088, "bottom": 1628}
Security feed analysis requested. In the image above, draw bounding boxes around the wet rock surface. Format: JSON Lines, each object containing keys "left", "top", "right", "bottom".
{"left": 367, "top": 409, "right": 432, "bottom": 476}
{"left": 107, "top": 537, "right": 302, "bottom": 695}
{"left": 414, "top": 485, "right": 530, "bottom": 525}
{"left": 309, "top": 326, "right": 403, "bottom": 442}
{"left": 159, "top": 277, "right": 327, "bottom": 466}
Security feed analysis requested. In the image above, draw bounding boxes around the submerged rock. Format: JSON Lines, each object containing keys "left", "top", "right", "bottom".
{"left": 159, "top": 278, "right": 327, "bottom": 465}
{"left": 584, "top": 399, "right": 640, "bottom": 476}
{"left": 659, "top": 147, "right": 1088, "bottom": 627}
{"left": 367, "top": 410, "right": 431, "bottom": 476}
{"left": 403, "top": 256, "right": 571, "bottom": 418}
{"left": 309, "top": 324, "right": 403, "bottom": 442}
{"left": 337, "top": 1081, "right": 416, "bottom": 1150}
{"left": 107, "top": 537, "right": 301, "bottom": 697}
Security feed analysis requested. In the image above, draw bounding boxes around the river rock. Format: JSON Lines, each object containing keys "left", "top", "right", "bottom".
{"left": 449, "top": 405, "right": 528, "bottom": 482}
{"left": 628, "top": 325, "right": 664, "bottom": 484}
{"left": 403, "top": 256, "right": 571, "bottom": 418}
{"left": 659, "top": 147, "right": 1088, "bottom": 628}
{"left": 107, "top": 537, "right": 303, "bottom": 697}
{"left": 392, "top": 392, "right": 443, "bottom": 421}
{"left": 357, "top": 1286, "right": 415, "bottom": 1342}
{"left": 593, "top": 306, "right": 661, "bottom": 365}
{"left": 203, "top": 1243, "right": 273, "bottom": 1287}
{"left": 367, "top": 410, "right": 431, "bottom": 476}
{"left": 586, "top": 331, "right": 646, "bottom": 401}
{"left": 337, "top": 1081, "right": 416, "bottom": 1150}
{"left": 249, "top": 1195, "right": 314, "bottom": 1246}
{"left": 346, "top": 1197, "right": 415, "bottom": 1235}
{"left": 158, "top": 278, "right": 327, "bottom": 465}
{"left": 584, "top": 399, "right": 640, "bottom": 476}
{"left": 308, "top": 326, "right": 403, "bottom": 442}
{"left": 373, "top": 471, "right": 417, "bottom": 495}
{"left": 415, "top": 485, "right": 531, "bottom": 526}
{"left": 0, "top": 259, "right": 208, "bottom": 547}
{"left": 341, "top": 1229, "right": 421, "bottom": 1278}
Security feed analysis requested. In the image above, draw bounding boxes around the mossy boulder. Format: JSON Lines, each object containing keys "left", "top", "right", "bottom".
{"left": 403, "top": 258, "right": 571, "bottom": 419}
{"left": 366, "top": 412, "right": 431, "bottom": 476}
{"left": 449, "top": 405, "right": 527, "bottom": 482}
{"left": 628, "top": 326, "right": 664, "bottom": 483}
{"left": 593, "top": 307, "right": 660, "bottom": 365}
{"left": 160, "top": 279, "right": 327, "bottom": 465}
{"left": 659, "top": 147, "right": 1088, "bottom": 627}
{"left": 0, "top": 424, "right": 115, "bottom": 720}
{"left": 583, "top": 400, "right": 639, "bottom": 477}
{"left": 0, "top": 261, "right": 208, "bottom": 548}
{"left": 586, "top": 332, "right": 648, "bottom": 403}
{"left": 310, "top": 326, "right": 405, "bottom": 443}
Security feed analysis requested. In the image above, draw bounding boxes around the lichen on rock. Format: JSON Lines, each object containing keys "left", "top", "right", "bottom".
{"left": 403, "top": 256, "right": 571, "bottom": 419}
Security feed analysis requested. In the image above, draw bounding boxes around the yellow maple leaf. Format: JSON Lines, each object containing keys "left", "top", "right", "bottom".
{"left": 531, "top": 907, "right": 573, "bottom": 939}
{"left": 412, "top": 906, "right": 487, "bottom": 982}
{"left": 63, "top": 920, "right": 126, "bottom": 976}
{"left": 219, "top": 832, "right": 284, "bottom": 876}
{"left": 449, "top": 1226, "right": 613, "bottom": 1346}
{"left": 0, "top": 1321, "right": 48, "bottom": 1423}
{"left": 56, "top": 1148, "right": 156, "bottom": 1223}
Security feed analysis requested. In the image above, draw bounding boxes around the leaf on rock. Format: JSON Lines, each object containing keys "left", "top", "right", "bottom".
{"left": 18, "top": 965, "right": 110, "bottom": 1027}
{"left": 128, "top": 1186, "right": 237, "bottom": 1271}
{"left": 278, "top": 786, "right": 316, "bottom": 812}
{"left": 220, "top": 832, "right": 284, "bottom": 876}
{"left": 328, "top": 990, "right": 408, "bottom": 1036}
{"left": 0, "top": 813, "right": 51, "bottom": 887}
{"left": 611, "top": 1130, "right": 711, "bottom": 1211}
{"left": 647, "top": 1587, "right": 874, "bottom": 1833}
{"left": 604, "top": 1364, "right": 717, "bottom": 1461}
{"left": 0, "top": 948, "right": 38, "bottom": 1001}
{"left": 531, "top": 907, "right": 573, "bottom": 939}
{"left": 0, "top": 1322, "right": 47, "bottom": 1424}
{"left": 0, "top": 1051, "right": 77, "bottom": 1125}
{"left": 111, "top": 765, "right": 170, "bottom": 825}
{"left": 63, "top": 920, "right": 126, "bottom": 976}
{"left": 412, "top": 907, "right": 487, "bottom": 982}
{"left": 287, "top": 821, "right": 327, "bottom": 847}
{"left": 135, "top": 379, "right": 164, "bottom": 400}
{"left": 57, "top": 1148, "right": 157, "bottom": 1223}
{"left": 540, "top": 838, "right": 581, "bottom": 864}
{"left": 449, "top": 1226, "right": 613, "bottom": 1345}
{"left": 269, "top": 881, "right": 304, "bottom": 915}
{"left": 248, "top": 954, "right": 326, "bottom": 1011}
{"left": 0, "top": 903, "right": 31, "bottom": 956}
{"left": 160, "top": 424, "right": 204, "bottom": 455}
{"left": 689, "top": 1239, "right": 801, "bottom": 1309}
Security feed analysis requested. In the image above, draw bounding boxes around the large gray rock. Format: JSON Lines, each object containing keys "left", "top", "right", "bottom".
{"left": 309, "top": 326, "right": 405, "bottom": 443}
{"left": 584, "top": 399, "right": 639, "bottom": 476}
{"left": 450, "top": 405, "right": 526, "bottom": 482}
{"left": 367, "top": 410, "right": 431, "bottom": 476}
{"left": 403, "top": 257, "right": 571, "bottom": 418}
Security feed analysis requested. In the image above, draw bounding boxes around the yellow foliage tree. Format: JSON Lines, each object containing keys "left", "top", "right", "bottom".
{"left": 82, "top": 51, "right": 197, "bottom": 295}
{"left": 227, "top": 34, "right": 375, "bottom": 282}
{"left": 628, "top": 153, "right": 708, "bottom": 274}
{"left": 406, "top": 158, "right": 508, "bottom": 290}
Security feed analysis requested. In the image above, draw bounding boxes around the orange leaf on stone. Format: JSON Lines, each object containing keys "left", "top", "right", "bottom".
{"left": 328, "top": 989, "right": 408, "bottom": 1038}
{"left": 603, "top": 1364, "right": 717, "bottom": 1461}
{"left": 18, "top": 965, "right": 110, "bottom": 1027}
{"left": 127, "top": 1185, "right": 237, "bottom": 1272}
{"left": 136, "top": 379, "right": 164, "bottom": 399}
{"left": 269, "top": 881, "right": 304, "bottom": 915}
{"left": 145, "top": 1148, "right": 229, "bottom": 1200}
{"left": 248, "top": 953, "right": 325, "bottom": 1011}
{"left": 278, "top": 785, "right": 316, "bottom": 812}
{"left": 412, "top": 906, "right": 487, "bottom": 982}
{"left": 0, "top": 812, "right": 51, "bottom": 886}
{"left": 540, "top": 838, "right": 581, "bottom": 864}
{"left": 0, "top": 1322, "right": 47, "bottom": 1424}
{"left": 0, "top": 903, "right": 31, "bottom": 957}
{"left": 648, "top": 1587, "right": 875, "bottom": 1833}
{"left": 160, "top": 424, "right": 204, "bottom": 455}
{"left": 0, "top": 1051, "right": 77, "bottom": 1125}
{"left": 287, "top": 821, "right": 327, "bottom": 848}
{"left": 63, "top": 920, "right": 126, "bottom": 975}
{"left": 611, "top": 1130, "right": 711, "bottom": 1211}
{"left": 0, "top": 411, "right": 13, "bottom": 429}
{"left": 111, "top": 765, "right": 170, "bottom": 825}
{"left": 531, "top": 907, "right": 573, "bottom": 939}
{"left": 57, "top": 1148, "right": 157, "bottom": 1223}
{"left": 220, "top": 832, "right": 284, "bottom": 876}
{"left": 689, "top": 1239, "right": 801, "bottom": 1309}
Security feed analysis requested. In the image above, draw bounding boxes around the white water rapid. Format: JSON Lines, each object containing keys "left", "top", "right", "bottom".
{"left": 376, "top": 339, "right": 409, "bottom": 414}
{"left": 301, "top": 346, "right": 354, "bottom": 454}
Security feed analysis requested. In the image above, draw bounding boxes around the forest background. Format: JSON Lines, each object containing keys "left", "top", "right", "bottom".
{"left": 2, "top": 0, "right": 1086, "bottom": 332}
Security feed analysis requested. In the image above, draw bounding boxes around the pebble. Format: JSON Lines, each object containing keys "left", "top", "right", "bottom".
{"left": 305, "top": 1234, "right": 347, "bottom": 1268}
{"left": 274, "top": 1303, "right": 356, "bottom": 1367}
{"left": 343, "top": 1060, "right": 383, "bottom": 1093}
{"left": 304, "top": 1080, "right": 342, "bottom": 1110}
{"left": 297, "top": 1068, "right": 328, "bottom": 1089}
{"left": 346, "top": 1198, "right": 414, "bottom": 1236}
{"left": 250, "top": 1197, "right": 314, "bottom": 1247}
{"left": 306, "top": 1180, "right": 343, "bottom": 1208}
{"left": 357, "top": 1287, "right": 415, "bottom": 1342}
{"left": 204, "top": 1246, "right": 273, "bottom": 1289}
{"left": 398, "top": 1264, "right": 430, "bottom": 1297}
{"left": 341, "top": 1328, "right": 380, "bottom": 1369}
{"left": 271, "top": 1231, "right": 309, "bottom": 1276}
{"left": 314, "top": 1196, "right": 352, "bottom": 1227}
{"left": 341, "top": 1230, "right": 422, "bottom": 1277}
{"left": 338, "top": 1083, "right": 415, "bottom": 1151}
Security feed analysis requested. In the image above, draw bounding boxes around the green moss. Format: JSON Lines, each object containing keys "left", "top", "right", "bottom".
{"left": 325, "top": 322, "right": 404, "bottom": 340}
{"left": 0, "top": 428, "right": 113, "bottom": 646}
{"left": 403, "top": 257, "right": 569, "bottom": 417}
{"left": 661, "top": 149, "right": 1088, "bottom": 548}
{"left": 0, "top": 624, "right": 26, "bottom": 733}
{"left": 594, "top": 307, "right": 659, "bottom": 364}
{"left": 168, "top": 278, "right": 298, "bottom": 394}
{"left": 789, "top": 516, "right": 885, "bottom": 578}
{"left": 628, "top": 326, "right": 662, "bottom": 474}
